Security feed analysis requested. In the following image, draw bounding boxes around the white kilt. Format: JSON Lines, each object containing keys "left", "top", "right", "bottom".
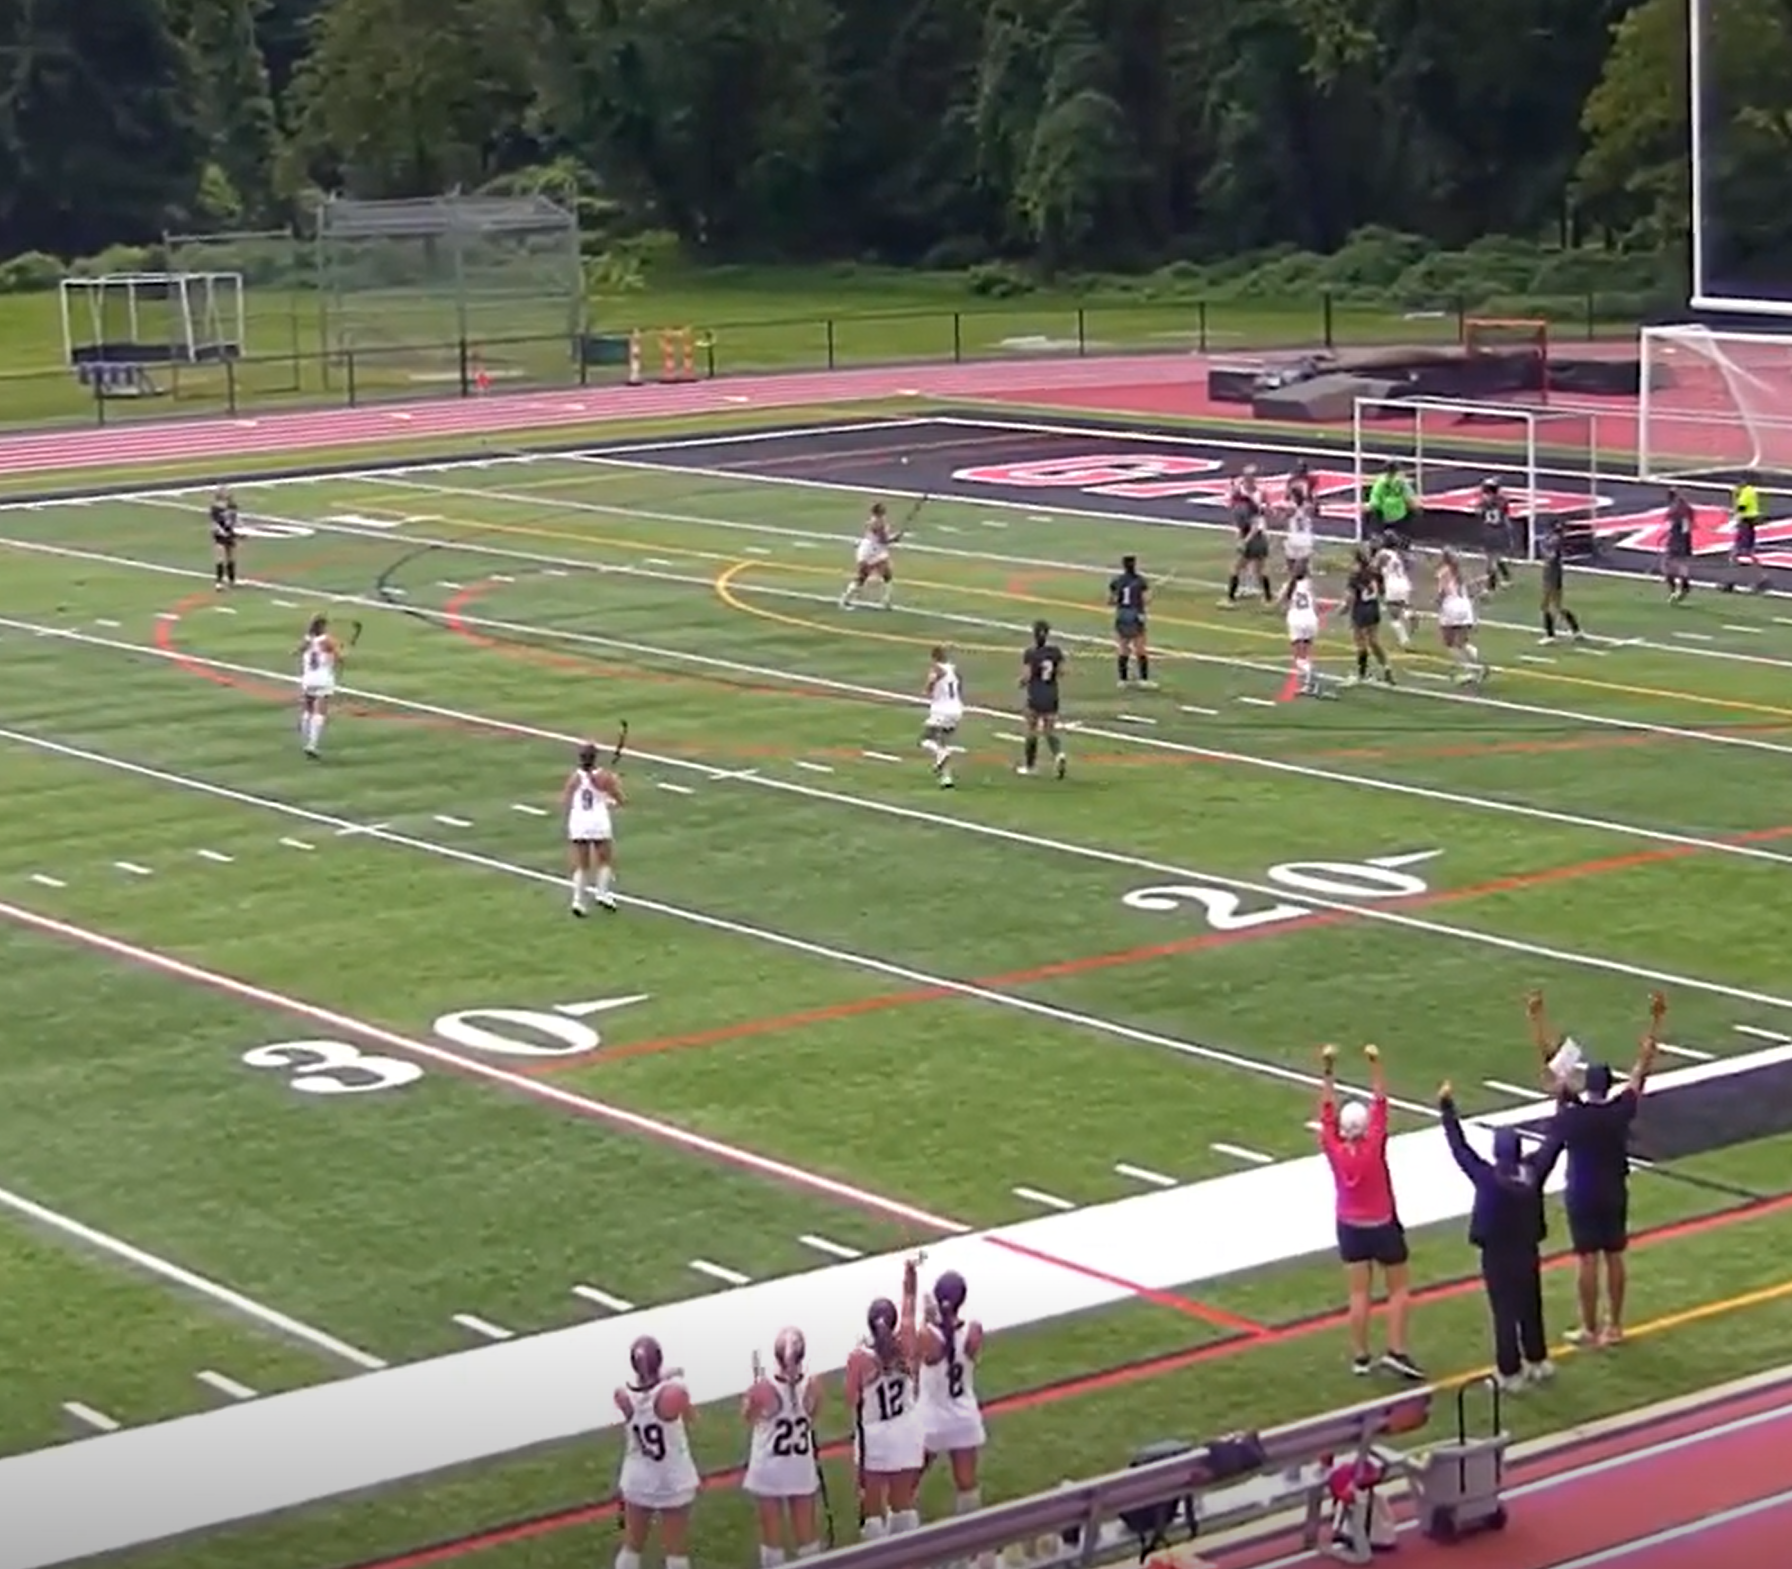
{"left": 567, "top": 808, "right": 613, "bottom": 842}
{"left": 858, "top": 1415, "right": 924, "bottom": 1475}
{"left": 1286, "top": 612, "right": 1319, "bottom": 643}
{"left": 926, "top": 702, "right": 963, "bottom": 732}
{"left": 923, "top": 1406, "right": 987, "bottom": 1455}
{"left": 1438, "top": 594, "right": 1475, "bottom": 629}
{"left": 855, "top": 541, "right": 890, "bottom": 568}
{"left": 300, "top": 673, "right": 335, "bottom": 697}
{"left": 619, "top": 1450, "right": 699, "bottom": 1511}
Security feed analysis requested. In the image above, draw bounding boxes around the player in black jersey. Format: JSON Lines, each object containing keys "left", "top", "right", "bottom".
{"left": 1225, "top": 468, "right": 1274, "bottom": 605}
{"left": 1285, "top": 458, "right": 1315, "bottom": 513}
{"left": 1344, "top": 549, "right": 1394, "bottom": 685}
{"left": 1478, "top": 478, "right": 1514, "bottom": 593}
{"left": 1662, "top": 488, "right": 1695, "bottom": 602}
{"left": 1018, "top": 619, "right": 1067, "bottom": 778}
{"left": 1539, "top": 524, "right": 1584, "bottom": 643}
{"left": 1110, "top": 554, "right": 1152, "bottom": 688}
{"left": 210, "top": 487, "right": 239, "bottom": 590}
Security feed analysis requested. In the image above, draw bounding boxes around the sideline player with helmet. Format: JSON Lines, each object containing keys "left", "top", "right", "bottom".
{"left": 614, "top": 1335, "right": 699, "bottom": 1569}
{"left": 210, "top": 486, "right": 240, "bottom": 591}
{"left": 743, "top": 1327, "right": 824, "bottom": 1563}
{"left": 845, "top": 1256, "right": 924, "bottom": 1540}
{"left": 562, "top": 740, "right": 624, "bottom": 915}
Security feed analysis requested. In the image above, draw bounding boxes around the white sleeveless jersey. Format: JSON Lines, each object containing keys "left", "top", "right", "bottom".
{"left": 855, "top": 1355, "right": 924, "bottom": 1475}
{"left": 1285, "top": 511, "right": 1315, "bottom": 554}
{"left": 566, "top": 768, "right": 614, "bottom": 841}
{"left": 1376, "top": 550, "right": 1410, "bottom": 599}
{"left": 617, "top": 1384, "right": 699, "bottom": 1509}
{"left": 920, "top": 1339, "right": 986, "bottom": 1453}
{"left": 928, "top": 661, "right": 963, "bottom": 725}
{"left": 1287, "top": 581, "right": 1316, "bottom": 615}
{"left": 856, "top": 520, "right": 892, "bottom": 565}
{"left": 299, "top": 634, "right": 336, "bottom": 690}
{"left": 744, "top": 1377, "right": 820, "bottom": 1498}
{"left": 1438, "top": 570, "right": 1475, "bottom": 628}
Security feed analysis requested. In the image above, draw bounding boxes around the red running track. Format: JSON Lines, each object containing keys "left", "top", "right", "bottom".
{"left": 0, "top": 354, "right": 1209, "bottom": 477}
{"left": 1217, "top": 1374, "right": 1792, "bottom": 1568}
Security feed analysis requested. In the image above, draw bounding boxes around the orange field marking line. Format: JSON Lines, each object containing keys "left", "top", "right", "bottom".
{"left": 527, "top": 824, "right": 1792, "bottom": 1076}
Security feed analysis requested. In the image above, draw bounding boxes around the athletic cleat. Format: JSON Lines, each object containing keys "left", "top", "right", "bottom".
{"left": 1563, "top": 1325, "right": 1598, "bottom": 1347}
{"left": 1381, "top": 1351, "right": 1425, "bottom": 1382}
{"left": 1015, "top": 765, "right": 1033, "bottom": 776}
{"left": 1538, "top": 634, "right": 1557, "bottom": 645}
{"left": 1054, "top": 753, "right": 1067, "bottom": 779}
{"left": 596, "top": 896, "right": 617, "bottom": 912}
{"left": 1351, "top": 1356, "right": 1373, "bottom": 1377}
{"left": 570, "top": 906, "right": 586, "bottom": 919}
{"left": 1526, "top": 1359, "right": 1556, "bottom": 1383}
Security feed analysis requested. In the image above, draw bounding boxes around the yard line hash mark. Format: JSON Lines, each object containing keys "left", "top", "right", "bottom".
{"left": 861, "top": 750, "right": 902, "bottom": 763}
{"left": 690, "top": 1259, "right": 751, "bottom": 1286}
{"left": 62, "top": 1403, "right": 120, "bottom": 1434}
{"left": 0, "top": 1167, "right": 385, "bottom": 1369}
{"left": 1484, "top": 1079, "right": 1538, "bottom": 1100}
{"left": 1114, "top": 1162, "right": 1177, "bottom": 1189}
{"left": 572, "top": 1284, "right": 635, "bottom": 1313}
{"left": 1211, "top": 1142, "right": 1274, "bottom": 1166}
{"left": 279, "top": 838, "right": 314, "bottom": 852}
{"left": 1656, "top": 1042, "right": 1715, "bottom": 1061}
{"left": 656, "top": 781, "right": 695, "bottom": 795}
{"left": 30, "top": 874, "right": 65, "bottom": 888}
{"left": 452, "top": 1314, "right": 514, "bottom": 1342}
{"left": 196, "top": 1370, "right": 258, "bottom": 1402}
{"left": 511, "top": 802, "right": 548, "bottom": 816}
{"left": 433, "top": 814, "right": 473, "bottom": 828}
{"left": 799, "top": 1234, "right": 864, "bottom": 1261}
{"left": 1012, "top": 1186, "right": 1076, "bottom": 1212}
{"left": 114, "top": 862, "right": 152, "bottom": 876}
{"left": 792, "top": 760, "right": 834, "bottom": 773}
{"left": 196, "top": 849, "right": 234, "bottom": 863}
{"left": 1735, "top": 1024, "right": 1791, "bottom": 1043}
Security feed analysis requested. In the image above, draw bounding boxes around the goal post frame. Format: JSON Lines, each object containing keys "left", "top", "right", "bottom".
{"left": 58, "top": 271, "right": 246, "bottom": 366}
{"left": 1462, "top": 315, "right": 1551, "bottom": 405}
{"left": 1637, "top": 323, "right": 1792, "bottom": 480}
{"left": 1350, "top": 394, "right": 1600, "bottom": 561}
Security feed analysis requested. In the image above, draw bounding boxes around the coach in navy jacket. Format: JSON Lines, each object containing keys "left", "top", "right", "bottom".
{"left": 1440, "top": 1084, "right": 1564, "bottom": 1389}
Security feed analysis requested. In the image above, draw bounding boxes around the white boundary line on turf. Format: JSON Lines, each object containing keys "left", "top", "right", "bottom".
{"left": 5, "top": 629, "right": 1792, "bottom": 1035}
{"left": 0, "top": 721, "right": 1416, "bottom": 1114}
{"left": 0, "top": 1175, "right": 385, "bottom": 1370}
{"left": 0, "top": 894, "right": 964, "bottom": 1235}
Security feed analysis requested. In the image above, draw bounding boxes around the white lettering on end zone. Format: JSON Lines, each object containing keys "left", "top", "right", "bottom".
{"left": 1120, "top": 852, "right": 1438, "bottom": 927}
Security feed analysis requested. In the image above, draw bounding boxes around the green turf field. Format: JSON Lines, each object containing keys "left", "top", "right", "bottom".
{"left": 4, "top": 436, "right": 1792, "bottom": 1568}
{"left": 0, "top": 264, "right": 1633, "bottom": 428}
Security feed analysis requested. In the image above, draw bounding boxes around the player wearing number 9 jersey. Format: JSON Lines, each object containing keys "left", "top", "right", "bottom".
{"left": 614, "top": 1336, "right": 699, "bottom": 1569}
{"left": 845, "top": 1255, "right": 923, "bottom": 1539}
{"left": 563, "top": 741, "right": 624, "bottom": 917}
{"left": 919, "top": 1269, "right": 986, "bottom": 1514}
{"left": 743, "top": 1327, "right": 823, "bottom": 1562}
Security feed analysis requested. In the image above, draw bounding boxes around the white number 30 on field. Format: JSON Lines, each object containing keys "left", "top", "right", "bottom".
{"left": 240, "top": 1039, "right": 425, "bottom": 1095}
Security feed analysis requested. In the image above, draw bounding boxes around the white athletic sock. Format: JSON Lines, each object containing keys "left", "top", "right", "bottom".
{"left": 760, "top": 1547, "right": 787, "bottom": 1567}
{"left": 1464, "top": 641, "right": 1481, "bottom": 665}
{"left": 796, "top": 1544, "right": 822, "bottom": 1559}
{"left": 861, "top": 1515, "right": 886, "bottom": 1540}
{"left": 1393, "top": 617, "right": 1410, "bottom": 647}
{"left": 890, "top": 1509, "right": 921, "bottom": 1534}
{"left": 840, "top": 580, "right": 858, "bottom": 604}
{"left": 615, "top": 1550, "right": 641, "bottom": 1569}
{"left": 921, "top": 738, "right": 940, "bottom": 761}
{"left": 595, "top": 865, "right": 615, "bottom": 900}
{"left": 571, "top": 869, "right": 587, "bottom": 907}
{"left": 955, "top": 1488, "right": 982, "bottom": 1514}
{"left": 1295, "top": 656, "right": 1313, "bottom": 689}
{"left": 311, "top": 713, "right": 327, "bottom": 749}
{"left": 666, "top": 1557, "right": 690, "bottom": 1569}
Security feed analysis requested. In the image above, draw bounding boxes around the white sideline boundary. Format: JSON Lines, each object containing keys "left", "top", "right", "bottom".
{"left": 0, "top": 949, "right": 1776, "bottom": 1569}
{"left": 0, "top": 1183, "right": 384, "bottom": 1371}
{"left": 4, "top": 631, "right": 1791, "bottom": 1020}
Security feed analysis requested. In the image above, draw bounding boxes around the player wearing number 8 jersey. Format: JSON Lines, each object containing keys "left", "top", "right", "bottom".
{"left": 744, "top": 1327, "right": 823, "bottom": 1562}
{"left": 919, "top": 1269, "right": 986, "bottom": 1515}
{"left": 614, "top": 1336, "right": 698, "bottom": 1569}
{"left": 845, "top": 1256, "right": 923, "bottom": 1540}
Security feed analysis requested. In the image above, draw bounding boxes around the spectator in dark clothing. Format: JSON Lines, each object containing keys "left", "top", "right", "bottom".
{"left": 1527, "top": 990, "right": 1665, "bottom": 1347}
{"left": 1440, "top": 1082, "right": 1564, "bottom": 1392}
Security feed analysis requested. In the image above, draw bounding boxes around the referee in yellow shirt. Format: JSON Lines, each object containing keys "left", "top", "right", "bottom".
{"left": 1725, "top": 471, "right": 1767, "bottom": 594}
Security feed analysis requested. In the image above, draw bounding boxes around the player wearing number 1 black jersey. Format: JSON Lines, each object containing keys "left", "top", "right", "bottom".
{"left": 743, "top": 1326, "right": 823, "bottom": 1559}
{"left": 1110, "top": 554, "right": 1152, "bottom": 687}
{"left": 1018, "top": 620, "right": 1068, "bottom": 778}
{"left": 614, "top": 1336, "right": 699, "bottom": 1569}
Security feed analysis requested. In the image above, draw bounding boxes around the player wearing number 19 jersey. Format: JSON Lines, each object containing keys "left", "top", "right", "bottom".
{"left": 614, "top": 1336, "right": 699, "bottom": 1569}
{"left": 744, "top": 1326, "right": 823, "bottom": 1560}
{"left": 920, "top": 1268, "right": 987, "bottom": 1517}
{"left": 845, "top": 1256, "right": 923, "bottom": 1539}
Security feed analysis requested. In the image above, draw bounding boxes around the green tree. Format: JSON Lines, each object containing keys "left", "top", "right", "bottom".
{"left": 0, "top": 0, "right": 205, "bottom": 255}
{"left": 185, "top": 0, "right": 281, "bottom": 222}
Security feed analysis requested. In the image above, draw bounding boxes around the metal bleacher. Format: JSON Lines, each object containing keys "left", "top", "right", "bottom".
{"left": 816, "top": 1387, "right": 1437, "bottom": 1567}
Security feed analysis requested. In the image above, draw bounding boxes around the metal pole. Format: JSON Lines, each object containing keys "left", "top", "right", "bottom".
{"left": 1352, "top": 398, "right": 1365, "bottom": 544}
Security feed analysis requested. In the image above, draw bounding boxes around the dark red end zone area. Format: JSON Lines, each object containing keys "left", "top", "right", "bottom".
{"left": 1217, "top": 1377, "right": 1792, "bottom": 1568}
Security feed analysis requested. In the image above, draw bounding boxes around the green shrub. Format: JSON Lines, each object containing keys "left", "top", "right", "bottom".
{"left": 966, "top": 261, "right": 1035, "bottom": 297}
{"left": 1232, "top": 250, "right": 1329, "bottom": 297}
{"left": 1320, "top": 226, "right": 1429, "bottom": 289}
{"left": 0, "top": 251, "right": 65, "bottom": 292}
{"left": 921, "top": 236, "right": 990, "bottom": 270}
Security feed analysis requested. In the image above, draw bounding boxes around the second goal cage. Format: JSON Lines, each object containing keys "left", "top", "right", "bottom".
{"left": 1639, "top": 324, "right": 1792, "bottom": 479}
{"left": 1463, "top": 316, "right": 1550, "bottom": 401}
{"left": 1351, "top": 396, "right": 1600, "bottom": 559}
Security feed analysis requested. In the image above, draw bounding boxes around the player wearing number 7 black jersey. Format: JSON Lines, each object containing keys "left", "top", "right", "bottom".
{"left": 1018, "top": 620, "right": 1068, "bottom": 778}
{"left": 744, "top": 1326, "right": 824, "bottom": 1560}
{"left": 614, "top": 1336, "right": 699, "bottom": 1569}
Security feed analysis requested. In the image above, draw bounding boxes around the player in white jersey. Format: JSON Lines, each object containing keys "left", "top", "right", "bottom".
{"left": 1281, "top": 561, "right": 1322, "bottom": 698}
{"left": 1282, "top": 501, "right": 1316, "bottom": 574}
{"left": 743, "top": 1327, "right": 824, "bottom": 1563}
{"left": 919, "top": 1269, "right": 987, "bottom": 1516}
{"left": 841, "top": 503, "right": 902, "bottom": 609}
{"left": 1373, "top": 535, "right": 1414, "bottom": 648}
{"left": 1435, "top": 550, "right": 1484, "bottom": 685}
{"left": 561, "top": 741, "right": 624, "bottom": 916}
{"left": 844, "top": 1256, "right": 923, "bottom": 1540}
{"left": 295, "top": 614, "right": 340, "bottom": 758}
{"left": 920, "top": 646, "right": 964, "bottom": 789}
{"left": 613, "top": 1335, "right": 699, "bottom": 1569}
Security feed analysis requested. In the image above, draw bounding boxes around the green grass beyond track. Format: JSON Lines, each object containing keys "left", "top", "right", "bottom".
{"left": 1, "top": 436, "right": 1790, "bottom": 1569}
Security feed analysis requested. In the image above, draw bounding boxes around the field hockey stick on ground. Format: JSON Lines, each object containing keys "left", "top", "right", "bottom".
{"left": 348, "top": 619, "right": 364, "bottom": 647}
{"left": 610, "top": 721, "right": 629, "bottom": 765}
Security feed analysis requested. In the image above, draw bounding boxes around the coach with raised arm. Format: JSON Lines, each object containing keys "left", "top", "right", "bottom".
{"left": 1527, "top": 989, "right": 1665, "bottom": 1348}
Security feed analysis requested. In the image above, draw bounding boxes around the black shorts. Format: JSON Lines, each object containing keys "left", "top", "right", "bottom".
{"left": 1665, "top": 552, "right": 1691, "bottom": 574}
{"left": 1733, "top": 523, "right": 1757, "bottom": 557}
{"left": 1542, "top": 564, "right": 1564, "bottom": 594}
{"left": 1337, "top": 1219, "right": 1408, "bottom": 1268}
{"left": 1350, "top": 604, "right": 1381, "bottom": 629}
{"left": 1483, "top": 529, "right": 1513, "bottom": 557}
{"left": 1026, "top": 688, "right": 1059, "bottom": 716}
{"left": 1242, "top": 535, "right": 1269, "bottom": 562}
{"left": 1566, "top": 1194, "right": 1629, "bottom": 1255}
{"left": 213, "top": 532, "right": 235, "bottom": 549}
{"left": 1115, "top": 615, "right": 1145, "bottom": 640}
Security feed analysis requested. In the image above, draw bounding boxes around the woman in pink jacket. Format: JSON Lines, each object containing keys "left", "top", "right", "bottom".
{"left": 1318, "top": 1043, "right": 1423, "bottom": 1380}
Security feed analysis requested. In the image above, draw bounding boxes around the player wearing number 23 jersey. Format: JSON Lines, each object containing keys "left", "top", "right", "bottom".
{"left": 614, "top": 1335, "right": 699, "bottom": 1568}
{"left": 743, "top": 1327, "right": 823, "bottom": 1559}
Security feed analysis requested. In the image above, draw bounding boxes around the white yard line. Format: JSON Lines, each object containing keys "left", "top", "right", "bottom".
{"left": 452, "top": 1313, "right": 514, "bottom": 1342}
{"left": 0, "top": 1178, "right": 384, "bottom": 1370}
{"left": 62, "top": 1403, "right": 120, "bottom": 1434}
{"left": 1012, "top": 1186, "right": 1076, "bottom": 1212}
{"left": 0, "top": 894, "right": 966, "bottom": 1236}
{"left": 1114, "top": 1162, "right": 1177, "bottom": 1188}
{"left": 689, "top": 1259, "right": 751, "bottom": 1286}
{"left": 799, "top": 1234, "right": 864, "bottom": 1260}
{"left": 572, "top": 1284, "right": 635, "bottom": 1313}
{"left": 511, "top": 803, "right": 548, "bottom": 816}
{"left": 1735, "top": 1024, "right": 1791, "bottom": 1044}
{"left": 28, "top": 874, "right": 65, "bottom": 889}
{"left": 113, "top": 862, "right": 153, "bottom": 877}
{"left": 1211, "top": 1142, "right": 1274, "bottom": 1166}
{"left": 196, "top": 1371, "right": 258, "bottom": 1402}
{"left": 196, "top": 849, "right": 234, "bottom": 864}
{"left": 1655, "top": 1042, "right": 1715, "bottom": 1061}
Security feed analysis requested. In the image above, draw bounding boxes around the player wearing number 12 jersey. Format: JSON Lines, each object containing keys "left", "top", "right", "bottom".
{"left": 743, "top": 1326, "right": 823, "bottom": 1560}
{"left": 920, "top": 1268, "right": 987, "bottom": 1516}
{"left": 614, "top": 1336, "right": 699, "bottom": 1569}
{"left": 845, "top": 1256, "right": 923, "bottom": 1540}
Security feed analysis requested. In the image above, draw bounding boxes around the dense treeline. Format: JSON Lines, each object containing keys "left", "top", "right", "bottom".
{"left": 0, "top": 0, "right": 1786, "bottom": 281}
